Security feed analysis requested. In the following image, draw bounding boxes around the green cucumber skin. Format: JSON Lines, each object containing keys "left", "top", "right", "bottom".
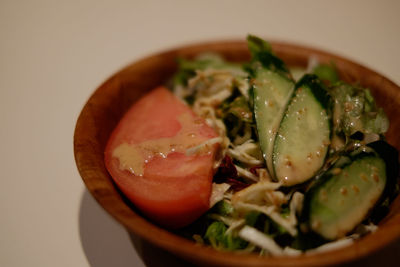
{"left": 367, "top": 141, "right": 399, "bottom": 201}
{"left": 296, "top": 74, "right": 330, "bottom": 109}
{"left": 302, "top": 141, "right": 399, "bottom": 241}
{"left": 253, "top": 68, "right": 294, "bottom": 178}
{"left": 309, "top": 155, "right": 386, "bottom": 240}
{"left": 272, "top": 75, "right": 331, "bottom": 186}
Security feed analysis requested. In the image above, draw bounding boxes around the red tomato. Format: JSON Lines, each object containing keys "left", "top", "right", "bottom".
{"left": 105, "top": 86, "right": 218, "bottom": 228}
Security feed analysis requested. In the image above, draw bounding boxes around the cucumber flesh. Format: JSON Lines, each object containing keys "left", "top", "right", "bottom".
{"left": 273, "top": 75, "right": 330, "bottom": 186}
{"left": 305, "top": 153, "right": 386, "bottom": 240}
{"left": 253, "top": 68, "right": 294, "bottom": 178}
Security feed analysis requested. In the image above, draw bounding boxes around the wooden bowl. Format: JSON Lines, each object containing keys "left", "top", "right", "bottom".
{"left": 74, "top": 40, "right": 400, "bottom": 266}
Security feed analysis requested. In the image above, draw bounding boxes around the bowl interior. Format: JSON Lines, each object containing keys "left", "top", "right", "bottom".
{"left": 74, "top": 40, "right": 400, "bottom": 266}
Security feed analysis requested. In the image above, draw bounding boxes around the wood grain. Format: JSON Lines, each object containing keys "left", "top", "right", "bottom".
{"left": 74, "top": 40, "right": 400, "bottom": 267}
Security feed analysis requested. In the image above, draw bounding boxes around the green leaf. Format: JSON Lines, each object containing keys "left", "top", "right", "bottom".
{"left": 245, "top": 211, "right": 261, "bottom": 227}
{"left": 330, "top": 82, "right": 389, "bottom": 137}
{"left": 211, "top": 200, "right": 234, "bottom": 216}
{"left": 225, "top": 233, "right": 248, "bottom": 250}
{"left": 247, "top": 34, "right": 272, "bottom": 57}
{"left": 227, "top": 96, "right": 253, "bottom": 123}
{"left": 172, "top": 53, "right": 244, "bottom": 87}
{"left": 246, "top": 34, "right": 290, "bottom": 76}
{"left": 312, "top": 63, "right": 339, "bottom": 84}
{"left": 204, "top": 221, "right": 227, "bottom": 249}
{"left": 204, "top": 221, "right": 247, "bottom": 250}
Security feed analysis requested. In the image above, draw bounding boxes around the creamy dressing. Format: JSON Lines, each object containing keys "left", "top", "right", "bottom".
{"left": 273, "top": 85, "right": 330, "bottom": 186}
{"left": 253, "top": 69, "right": 294, "bottom": 179}
{"left": 112, "top": 112, "right": 211, "bottom": 176}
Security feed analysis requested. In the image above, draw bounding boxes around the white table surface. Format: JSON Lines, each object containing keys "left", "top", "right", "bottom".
{"left": 1, "top": 0, "right": 399, "bottom": 266}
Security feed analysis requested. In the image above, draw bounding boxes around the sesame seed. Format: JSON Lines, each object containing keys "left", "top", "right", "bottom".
{"left": 332, "top": 168, "right": 342, "bottom": 175}
{"left": 340, "top": 187, "right": 348, "bottom": 195}
{"left": 351, "top": 185, "right": 360, "bottom": 194}
{"left": 373, "top": 173, "right": 380, "bottom": 182}
{"left": 360, "top": 173, "right": 368, "bottom": 182}
{"left": 312, "top": 220, "right": 321, "bottom": 230}
{"left": 320, "top": 189, "right": 328, "bottom": 201}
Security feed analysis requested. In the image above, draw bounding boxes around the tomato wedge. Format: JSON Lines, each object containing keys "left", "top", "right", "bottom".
{"left": 105, "top": 86, "right": 219, "bottom": 228}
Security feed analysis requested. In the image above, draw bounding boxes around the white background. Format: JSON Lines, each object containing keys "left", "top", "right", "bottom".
{"left": 1, "top": 0, "right": 399, "bottom": 266}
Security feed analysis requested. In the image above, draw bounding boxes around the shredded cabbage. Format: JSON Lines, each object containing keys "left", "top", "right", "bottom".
{"left": 238, "top": 226, "right": 283, "bottom": 256}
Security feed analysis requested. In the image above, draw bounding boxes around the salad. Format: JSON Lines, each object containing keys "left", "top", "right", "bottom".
{"left": 105, "top": 35, "right": 399, "bottom": 256}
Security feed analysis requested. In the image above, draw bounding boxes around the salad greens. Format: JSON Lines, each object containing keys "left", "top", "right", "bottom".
{"left": 247, "top": 35, "right": 291, "bottom": 78}
{"left": 312, "top": 62, "right": 339, "bottom": 84}
{"left": 171, "top": 35, "right": 398, "bottom": 255}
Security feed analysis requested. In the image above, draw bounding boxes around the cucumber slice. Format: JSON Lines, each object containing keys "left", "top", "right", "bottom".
{"left": 253, "top": 68, "right": 294, "bottom": 178}
{"left": 273, "top": 75, "right": 331, "bottom": 186}
{"left": 304, "top": 150, "right": 387, "bottom": 240}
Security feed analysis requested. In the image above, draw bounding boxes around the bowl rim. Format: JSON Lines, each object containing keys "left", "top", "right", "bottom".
{"left": 74, "top": 39, "right": 400, "bottom": 266}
